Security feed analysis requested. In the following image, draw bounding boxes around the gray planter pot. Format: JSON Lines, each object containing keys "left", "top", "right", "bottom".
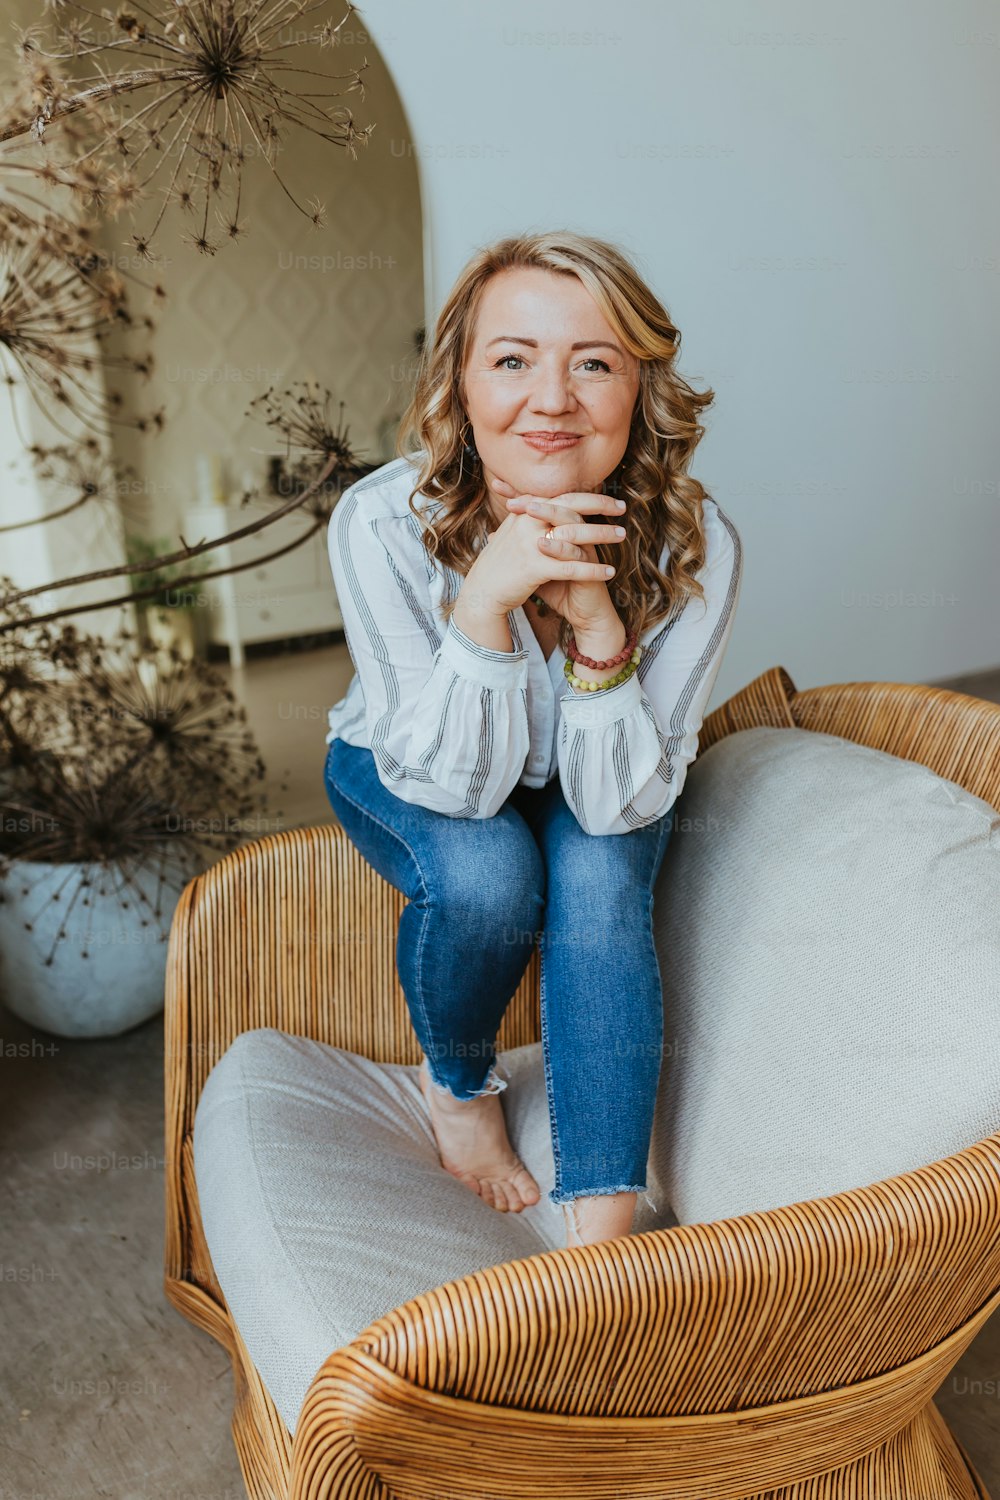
{"left": 0, "top": 854, "right": 193, "bottom": 1038}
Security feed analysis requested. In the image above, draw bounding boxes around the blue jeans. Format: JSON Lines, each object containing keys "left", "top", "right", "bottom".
{"left": 322, "top": 738, "right": 674, "bottom": 1209}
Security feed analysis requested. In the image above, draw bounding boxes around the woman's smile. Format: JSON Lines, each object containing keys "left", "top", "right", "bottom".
{"left": 519, "top": 431, "right": 584, "bottom": 452}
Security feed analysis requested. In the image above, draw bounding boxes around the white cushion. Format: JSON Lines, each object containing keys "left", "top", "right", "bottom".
{"left": 193, "top": 1028, "right": 678, "bottom": 1433}
{"left": 649, "top": 725, "right": 1000, "bottom": 1226}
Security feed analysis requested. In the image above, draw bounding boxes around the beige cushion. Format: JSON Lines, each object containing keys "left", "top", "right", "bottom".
{"left": 193, "top": 1029, "right": 677, "bottom": 1433}
{"left": 648, "top": 725, "right": 1000, "bottom": 1226}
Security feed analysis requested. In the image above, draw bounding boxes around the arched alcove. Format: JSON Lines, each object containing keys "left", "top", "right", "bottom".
{"left": 100, "top": 17, "right": 425, "bottom": 542}
{"left": 2, "top": 8, "right": 424, "bottom": 649}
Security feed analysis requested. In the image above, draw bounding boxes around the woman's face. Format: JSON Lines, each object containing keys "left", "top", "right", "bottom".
{"left": 461, "top": 267, "right": 640, "bottom": 519}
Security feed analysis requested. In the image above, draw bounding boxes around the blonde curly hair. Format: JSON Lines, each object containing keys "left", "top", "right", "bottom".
{"left": 395, "top": 229, "right": 715, "bottom": 647}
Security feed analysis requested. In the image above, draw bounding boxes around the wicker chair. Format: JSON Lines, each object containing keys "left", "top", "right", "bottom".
{"left": 164, "top": 664, "right": 1000, "bottom": 1500}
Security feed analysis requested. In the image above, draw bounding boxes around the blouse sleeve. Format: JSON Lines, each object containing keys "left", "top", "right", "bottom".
{"left": 328, "top": 485, "right": 532, "bottom": 818}
{"left": 556, "top": 500, "right": 744, "bottom": 836}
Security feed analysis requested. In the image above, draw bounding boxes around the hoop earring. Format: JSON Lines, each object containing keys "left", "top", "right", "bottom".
{"left": 458, "top": 418, "right": 479, "bottom": 481}
{"left": 460, "top": 419, "right": 478, "bottom": 459}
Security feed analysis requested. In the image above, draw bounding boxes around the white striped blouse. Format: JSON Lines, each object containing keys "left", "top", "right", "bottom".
{"left": 325, "top": 453, "right": 743, "bottom": 836}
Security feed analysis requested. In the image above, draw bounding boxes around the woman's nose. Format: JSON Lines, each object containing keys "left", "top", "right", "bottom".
{"left": 527, "top": 366, "right": 576, "bottom": 414}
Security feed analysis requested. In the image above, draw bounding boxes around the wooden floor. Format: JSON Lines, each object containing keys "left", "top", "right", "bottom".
{"left": 2, "top": 638, "right": 998, "bottom": 1498}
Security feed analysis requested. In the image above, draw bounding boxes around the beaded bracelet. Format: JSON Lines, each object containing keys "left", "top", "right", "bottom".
{"left": 564, "top": 646, "right": 642, "bottom": 694}
{"left": 567, "top": 626, "right": 637, "bottom": 671}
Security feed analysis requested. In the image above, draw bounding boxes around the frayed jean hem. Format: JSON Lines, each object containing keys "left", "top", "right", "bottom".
{"left": 423, "top": 1056, "right": 510, "bottom": 1102}
{"left": 547, "top": 1182, "right": 656, "bottom": 1210}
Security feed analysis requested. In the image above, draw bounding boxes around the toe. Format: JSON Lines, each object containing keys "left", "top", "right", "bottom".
{"left": 476, "top": 1175, "right": 499, "bottom": 1209}
{"left": 513, "top": 1166, "right": 541, "bottom": 1208}
{"left": 485, "top": 1178, "right": 510, "bottom": 1211}
{"left": 452, "top": 1167, "right": 483, "bottom": 1199}
{"left": 495, "top": 1179, "right": 520, "bottom": 1213}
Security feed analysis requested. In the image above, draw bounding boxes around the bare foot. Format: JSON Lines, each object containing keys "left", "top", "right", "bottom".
{"left": 563, "top": 1191, "right": 637, "bottom": 1248}
{"left": 418, "top": 1059, "right": 541, "bottom": 1213}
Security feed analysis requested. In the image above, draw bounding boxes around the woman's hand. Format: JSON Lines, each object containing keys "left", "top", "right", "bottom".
{"left": 462, "top": 487, "right": 624, "bottom": 630}
{"left": 497, "top": 474, "right": 629, "bottom": 633}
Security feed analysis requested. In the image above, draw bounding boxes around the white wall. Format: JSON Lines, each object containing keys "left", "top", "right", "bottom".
{"left": 360, "top": 0, "right": 1000, "bottom": 703}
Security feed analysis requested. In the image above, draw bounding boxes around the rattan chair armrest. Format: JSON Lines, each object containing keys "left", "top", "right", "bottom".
{"left": 289, "top": 1132, "right": 1000, "bottom": 1497}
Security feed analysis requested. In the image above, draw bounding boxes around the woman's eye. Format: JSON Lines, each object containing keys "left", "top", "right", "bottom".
{"left": 492, "top": 354, "right": 611, "bottom": 373}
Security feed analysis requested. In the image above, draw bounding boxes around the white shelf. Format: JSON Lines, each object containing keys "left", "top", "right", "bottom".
{"left": 184, "top": 503, "right": 342, "bottom": 667}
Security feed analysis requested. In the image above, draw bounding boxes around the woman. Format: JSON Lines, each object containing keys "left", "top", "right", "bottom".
{"left": 323, "top": 230, "right": 743, "bottom": 1249}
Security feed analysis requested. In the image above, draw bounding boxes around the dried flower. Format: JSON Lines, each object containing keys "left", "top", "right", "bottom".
{"left": 0, "top": 591, "right": 274, "bottom": 962}
{"left": 0, "top": 439, "right": 148, "bottom": 548}
{"left": 0, "top": 200, "right": 163, "bottom": 438}
{"left": 4, "top": 0, "right": 375, "bottom": 255}
{"left": 249, "top": 379, "right": 369, "bottom": 521}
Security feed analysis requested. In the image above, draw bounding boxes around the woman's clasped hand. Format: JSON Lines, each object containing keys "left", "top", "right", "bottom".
{"left": 469, "top": 476, "right": 628, "bottom": 635}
